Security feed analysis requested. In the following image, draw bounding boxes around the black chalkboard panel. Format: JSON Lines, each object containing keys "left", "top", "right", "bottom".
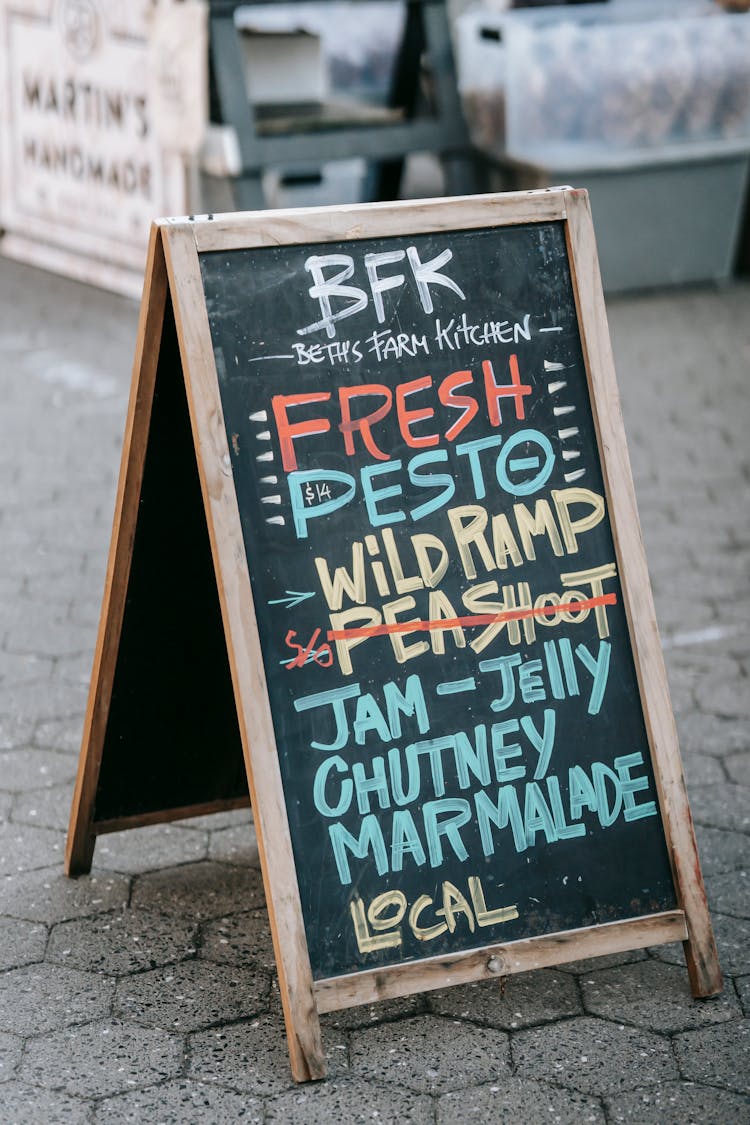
{"left": 199, "top": 221, "right": 676, "bottom": 981}
{"left": 94, "top": 297, "right": 248, "bottom": 824}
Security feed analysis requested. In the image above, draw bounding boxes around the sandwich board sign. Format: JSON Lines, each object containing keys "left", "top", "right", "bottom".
{"left": 66, "top": 188, "right": 721, "bottom": 1082}
{"left": 0, "top": 0, "right": 192, "bottom": 298}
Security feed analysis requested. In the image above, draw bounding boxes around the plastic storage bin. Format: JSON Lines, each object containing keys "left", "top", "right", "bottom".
{"left": 456, "top": 0, "right": 750, "bottom": 163}
{"left": 456, "top": 0, "right": 750, "bottom": 290}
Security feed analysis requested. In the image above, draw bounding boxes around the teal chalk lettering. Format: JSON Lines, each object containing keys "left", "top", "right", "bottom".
{"left": 405, "top": 736, "right": 452, "bottom": 798}
{"left": 524, "top": 781, "right": 558, "bottom": 846}
{"left": 313, "top": 755, "right": 353, "bottom": 817}
{"left": 390, "top": 809, "right": 427, "bottom": 870}
{"left": 288, "top": 469, "right": 356, "bottom": 538}
{"left": 559, "top": 638, "right": 579, "bottom": 696}
{"left": 353, "top": 693, "right": 392, "bottom": 745}
{"left": 388, "top": 745, "right": 421, "bottom": 806}
{"left": 576, "top": 640, "right": 611, "bottom": 715}
{"left": 352, "top": 755, "right": 391, "bottom": 814}
{"left": 521, "top": 708, "right": 556, "bottom": 780}
{"left": 422, "top": 798, "right": 471, "bottom": 866}
{"left": 475, "top": 787, "right": 528, "bottom": 854}
{"left": 615, "top": 751, "right": 657, "bottom": 821}
{"left": 294, "top": 682, "right": 360, "bottom": 751}
{"left": 491, "top": 720, "right": 526, "bottom": 783}
{"left": 455, "top": 434, "right": 504, "bottom": 501}
{"left": 592, "top": 761, "right": 623, "bottom": 827}
{"left": 408, "top": 449, "right": 456, "bottom": 520}
{"left": 546, "top": 774, "right": 586, "bottom": 839}
{"left": 329, "top": 815, "right": 388, "bottom": 885}
{"left": 384, "top": 674, "right": 430, "bottom": 739}
{"left": 544, "top": 639, "right": 566, "bottom": 700}
{"left": 361, "top": 460, "right": 405, "bottom": 527}
{"left": 480, "top": 653, "right": 522, "bottom": 712}
{"left": 496, "top": 429, "right": 555, "bottom": 497}
{"left": 569, "top": 764, "right": 598, "bottom": 819}
{"left": 454, "top": 726, "right": 490, "bottom": 789}
{"left": 519, "top": 658, "right": 545, "bottom": 703}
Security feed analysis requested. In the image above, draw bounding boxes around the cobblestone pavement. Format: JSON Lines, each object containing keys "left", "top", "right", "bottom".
{"left": 0, "top": 255, "right": 748, "bottom": 1123}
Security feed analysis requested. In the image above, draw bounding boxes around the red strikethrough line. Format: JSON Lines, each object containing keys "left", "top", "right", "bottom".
{"left": 327, "top": 593, "right": 617, "bottom": 642}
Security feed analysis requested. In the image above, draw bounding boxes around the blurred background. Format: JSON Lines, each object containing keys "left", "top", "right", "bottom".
{"left": 1, "top": 0, "right": 749, "bottom": 298}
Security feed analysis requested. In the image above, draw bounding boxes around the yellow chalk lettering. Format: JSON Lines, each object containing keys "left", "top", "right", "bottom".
{"left": 513, "top": 499, "right": 564, "bottom": 560}
{"left": 427, "top": 589, "right": 466, "bottom": 655}
{"left": 411, "top": 532, "right": 449, "bottom": 588}
{"left": 315, "top": 541, "right": 366, "bottom": 610}
{"left": 409, "top": 893, "right": 448, "bottom": 941}
{"left": 435, "top": 880, "right": 475, "bottom": 934}
{"left": 491, "top": 512, "right": 523, "bottom": 569}
{"left": 448, "top": 504, "right": 496, "bottom": 580}
{"left": 382, "top": 596, "right": 429, "bottom": 664}
{"left": 329, "top": 606, "right": 382, "bottom": 675}
{"left": 552, "top": 488, "right": 605, "bottom": 553}
{"left": 468, "top": 876, "right": 519, "bottom": 927}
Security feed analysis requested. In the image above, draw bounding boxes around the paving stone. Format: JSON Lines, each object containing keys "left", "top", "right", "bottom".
{"left": 130, "top": 861, "right": 264, "bottom": 920}
{"left": 606, "top": 1080, "right": 750, "bottom": 1124}
{"left": 0, "top": 680, "right": 88, "bottom": 726}
{"left": 0, "top": 964, "right": 114, "bottom": 1035}
{"left": 682, "top": 752, "right": 727, "bottom": 787}
{"left": 0, "top": 1032, "right": 22, "bottom": 1083}
{"left": 33, "top": 716, "right": 83, "bottom": 754}
{"left": 0, "top": 1083, "right": 92, "bottom": 1122}
{"left": 580, "top": 960, "right": 739, "bottom": 1033}
{"left": 725, "top": 751, "right": 750, "bottom": 788}
{"left": 188, "top": 1013, "right": 348, "bottom": 1096}
{"left": 94, "top": 1079, "right": 263, "bottom": 1124}
{"left": 350, "top": 1014, "right": 510, "bottom": 1094}
{"left": 694, "top": 824, "right": 749, "bottom": 877}
{"left": 676, "top": 712, "right": 748, "bottom": 758}
{"left": 650, "top": 912, "right": 750, "bottom": 978}
{"left": 198, "top": 911, "right": 276, "bottom": 972}
{"left": 0, "top": 749, "right": 75, "bottom": 792}
{"left": 690, "top": 784, "right": 750, "bottom": 832}
{"left": 173, "top": 808, "right": 253, "bottom": 833}
{"left": 429, "top": 970, "right": 581, "bottom": 1029}
{"left": 267, "top": 1077, "right": 435, "bottom": 1123}
{"left": 322, "top": 994, "right": 425, "bottom": 1032}
{"left": 4, "top": 620, "right": 93, "bottom": 661}
{"left": 738, "top": 976, "right": 750, "bottom": 1016}
{"left": 0, "top": 651, "right": 54, "bottom": 687}
{"left": 437, "top": 1078, "right": 605, "bottom": 1123}
{"left": 208, "top": 822, "right": 260, "bottom": 867}
{"left": 113, "top": 960, "right": 269, "bottom": 1030}
{"left": 707, "top": 869, "right": 750, "bottom": 919}
{"left": 17, "top": 1020, "right": 183, "bottom": 1098}
{"left": 512, "top": 1016, "right": 678, "bottom": 1096}
{"left": 0, "top": 869, "right": 130, "bottom": 924}
{"left": 93, "top": 824, "right": 208, "bottom": 876}
{"left": 558, "top": 949, "right": 648, "bottom": 976}
{"left": 0, "top": 917, "right": 47, "bottom": 971}
{"left": 0, "top": 822, "right": 65, "bottom": 874}
{"left": 674, "top": 1018, "right": 750, "bottom": 1093}
{"left": 47, "top": 910, "right": 199, "bottom": 975}
{"left": 695, "top": 674, "right": 750, "bottom": 721}
{"left": 10, "top": 783, "right": 74, "bottom": 831}
{"left": 0, "top": 716, "right": 35, "bottom": 753}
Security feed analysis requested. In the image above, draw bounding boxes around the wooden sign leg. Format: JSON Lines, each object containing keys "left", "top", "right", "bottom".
{"left": 66, "top": 228, "right": 168, "bottom": 876}
{"left": 563, "top": 188, "right": 722, "bottom": 999}
{"left": 163, "top": 224, "right": 327, "bottom": 1082}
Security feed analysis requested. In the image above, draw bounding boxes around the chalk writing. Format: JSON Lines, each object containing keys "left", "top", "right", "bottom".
{"left": 201, "top": 221, "right": 677, "bottom": 980}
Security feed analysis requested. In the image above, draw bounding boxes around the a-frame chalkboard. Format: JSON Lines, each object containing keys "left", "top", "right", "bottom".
{"left": 67, "top": 190, "right": 722, "bottom": 1082}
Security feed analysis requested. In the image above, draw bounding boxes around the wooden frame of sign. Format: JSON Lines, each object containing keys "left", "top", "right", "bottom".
{"left": 66, "top": 188, "right": 721, "bottom": 1083}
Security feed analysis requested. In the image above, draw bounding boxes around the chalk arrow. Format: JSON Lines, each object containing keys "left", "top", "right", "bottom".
{"left": 268, "top": 590, "right": 316, "bottom": 609}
